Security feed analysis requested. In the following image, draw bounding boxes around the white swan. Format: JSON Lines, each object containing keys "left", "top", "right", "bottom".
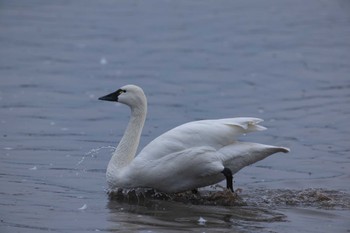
{"left": 99, "top": 85, "right": 289, "bottom": 193}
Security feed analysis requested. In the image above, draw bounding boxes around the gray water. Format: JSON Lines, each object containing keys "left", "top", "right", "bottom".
{"left": 1, "top": 0, "right": 350, "bottom": 232}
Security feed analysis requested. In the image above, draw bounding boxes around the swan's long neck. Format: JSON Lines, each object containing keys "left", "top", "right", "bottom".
{"left": 107, "top": 105, "right": 147, "bottom": 175}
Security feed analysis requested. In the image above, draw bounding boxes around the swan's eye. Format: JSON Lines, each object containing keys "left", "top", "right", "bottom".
{"left": 117, "top": 89, "right": 126, "bottom": 95}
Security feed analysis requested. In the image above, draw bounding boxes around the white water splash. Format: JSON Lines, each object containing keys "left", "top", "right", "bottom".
{"left": 77, "top": 146, "right": 116, "bottom": 166}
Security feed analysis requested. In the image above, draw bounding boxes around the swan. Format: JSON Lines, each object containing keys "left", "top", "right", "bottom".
{"left": 99, "top": 84, "right": 289, "bottom": 193}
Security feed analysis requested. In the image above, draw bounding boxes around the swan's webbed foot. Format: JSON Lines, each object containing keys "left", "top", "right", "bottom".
{"left": 191, "top": 189, "right": 199, "bottom": 194}
{"left": 221, "top": 167, "right": 233, "bottom": 192}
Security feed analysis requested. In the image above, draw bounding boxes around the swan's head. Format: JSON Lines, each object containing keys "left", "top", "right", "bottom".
{"left": 99, "top": 85, "right": 147, "bottom": 110}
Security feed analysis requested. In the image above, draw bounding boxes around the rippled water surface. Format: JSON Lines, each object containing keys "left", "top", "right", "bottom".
{"left": 1, "top": 0, "right": 350, "bottom": 232}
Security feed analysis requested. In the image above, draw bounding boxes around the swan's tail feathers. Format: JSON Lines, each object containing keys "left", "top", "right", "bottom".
{"left": 246, "top": 120, "right": 267, "bottom": 132}
{"left": 223, "top": 117, "right": 267, "bottom": 133}
{"left": 278, "top": 147, "right": 290, "bottom": 153}
{"left": 218, "top": 142, "right": 290, "bottom": 174}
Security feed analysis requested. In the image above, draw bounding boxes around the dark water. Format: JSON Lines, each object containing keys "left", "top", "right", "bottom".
{"left": 1, "top": 0, "right": 350, "bottom": 232}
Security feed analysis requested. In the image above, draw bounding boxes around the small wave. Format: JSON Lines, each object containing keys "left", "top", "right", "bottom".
{"left": 107, "top": 186, "right": 246, "bottom": 206}
{"left": 108, "top": 187, "right": 350, "bottom": 209}
{"left": 245, "top": 188, "right": 350, "bottom": 209}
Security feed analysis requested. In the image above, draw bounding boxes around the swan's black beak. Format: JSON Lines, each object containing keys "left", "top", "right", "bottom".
{"left": 98, "top": 90, "right": 120, "bottom": 102}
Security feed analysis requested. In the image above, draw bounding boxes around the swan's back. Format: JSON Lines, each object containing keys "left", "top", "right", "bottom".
{"left": 137, "top": 117, "right": 266, "bottom": 161}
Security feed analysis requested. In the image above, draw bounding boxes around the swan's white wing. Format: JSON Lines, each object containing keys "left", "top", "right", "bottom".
{"left": 218, "top": 142, "right": 290, "bottom": 174}
{"left": 126, "top": 146, "right": 225, "bottom": 192}
{"left": 137, "top": 117, "right": 266, "bottom": 160}
{"left": 118, "top": 142, "right": 289, "bottom": 193}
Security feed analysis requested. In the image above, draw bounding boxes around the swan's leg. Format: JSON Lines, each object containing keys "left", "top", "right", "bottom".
{"left": 221, "top": 167, "right": 233, "bottom": 192}
{"left": 191, "top": 189, "right": 198, "bottom": 194}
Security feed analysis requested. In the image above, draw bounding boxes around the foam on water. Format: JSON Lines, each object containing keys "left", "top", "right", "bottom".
{"left": 108, "top": 187, "right": 244, "bottom": 206}
{"left": 108, "top": 186, "right": 350, "bottom": 210}
{"left": 246, "top": 188, "right": 350, "bottom": 209}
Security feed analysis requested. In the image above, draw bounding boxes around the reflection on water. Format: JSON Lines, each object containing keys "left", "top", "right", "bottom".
{"left": 106, "top": 188, "right": 350, "bottom": 232}
{"left": 107, "top": 194, "right": 286, "bottom": 232}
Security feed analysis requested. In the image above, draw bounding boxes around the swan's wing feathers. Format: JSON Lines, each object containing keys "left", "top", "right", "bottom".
{"left": 133, "top": 146, "right": 225, "bottom": 192}
{"left": 224, "top": 117, "right": 267, "bottom": 132}
{"left": 218, "top": 142, "right": 290, "bottom": 174}
{"left": 138, "top": 117, "right": 266, "bottom": 160}
{"left": 127, "top": 142, "right": 289, "bottom": 192}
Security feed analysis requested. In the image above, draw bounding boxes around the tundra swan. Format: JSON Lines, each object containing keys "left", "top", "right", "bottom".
{"left": 99, "top": 85, "right": 289, "bottom": 193}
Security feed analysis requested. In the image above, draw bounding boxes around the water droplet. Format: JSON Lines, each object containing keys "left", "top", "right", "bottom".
{"left": 78, "top": 204, "right": 87, "bottom": 210}
{"left": 100, "top": 57, "right": 107, "bottom": 65}
{"left": 198, "top": 216, "right": 207, "bottom": 225}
